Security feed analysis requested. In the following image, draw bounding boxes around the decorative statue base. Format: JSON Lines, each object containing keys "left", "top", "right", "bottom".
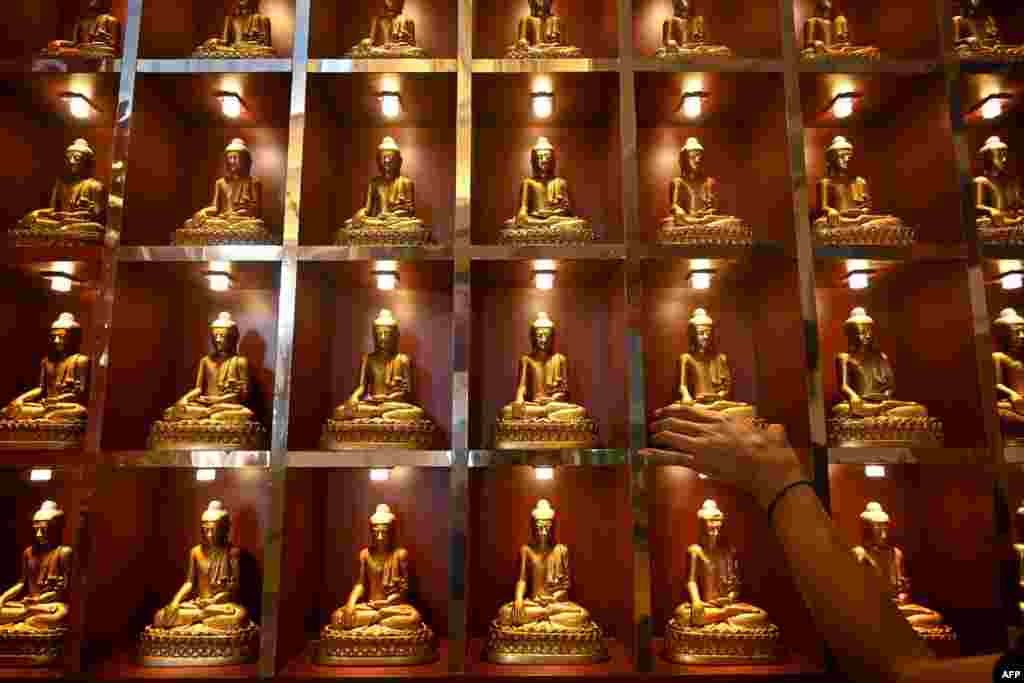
{"left": 0, "top": 628, "right": 66, "bottom": 667}
{"left": 321, "top": 418, "right": 436, "bottom": 450}
{"left": 147, "top": 420, "right": 268, "bottom": 451}
{"left": 335, "top": 224, "right": 432, "bottom": 246}
{"left": 506, "top": 43, "right": 582, "bottom": 58}
{"left": 813, "top": 218, "right": 915, "bottom": 247}
{"left": 655, "top": 44, "right": 731, "bottom": 58}
{"left": 348, "top": 43, "right": 427, "bottom": 58}
{"left": 0, "top": 419, "right": 85, "bottom": 450}
{"left": 658, "top": 218, "right": 752, "bottom": 246}
{"left": 9, "top": 225, "right": 104, "bottom": 247}
{"left": 486, "top": 620, "right": 607, "bottom": 664}
{"left": 317, "top": 623, "right": 437, "bottom": 666}
{"left": 801, "top": 47, "right": 880, "bottom": 61}
{"left": 499, "top": 222, "right": 595, "bottom": 245}
{"left": 978, "top": 218, "right": 1024, "bottom": 246}
{"left": 192, "top": 42, "right": 275, "bottom": 58}
{"left": 139, "top": 623, "right": 259, "bottom": 667}
{"left": 173, "top": 221, "right": 275, "bottom": 246}
{"left": 494, "top": 417, "right": 598, "bottom": 450}
{"left": 914, "top": 624, "right": 957, "bottom": 653}
{"left": 663, "top": 619, "right": 782, "bottom": 664}
{"left": 828, "top": 416, "right": 943, "bottom": 447}
{"left": 41, "top": 43, "right": 117, "bottom": 58}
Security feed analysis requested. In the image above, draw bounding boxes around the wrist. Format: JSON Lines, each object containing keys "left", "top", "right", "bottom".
{"left": 757, "top": 465, "right": 811, "bottom": 511}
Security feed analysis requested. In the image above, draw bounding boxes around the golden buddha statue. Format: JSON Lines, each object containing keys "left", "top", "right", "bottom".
{"left": 0, "top": 314, "right": 89, "bottom": 450}
{"left": 954, "top": 0, "right": 1024, "bottom": 59}
{"left": 507, "top": 0, "right": 582, "bottom": 58}
{"left": 348, "top": 0, "right": 428, "bottom": 57}
{"left": 655, "top": 0, "right": 731, "bottom": 58}
{"left": 322, "top": 310, "right": 436, "bottom": 450}
{"left": 193, "top": 0, "right": 274, "bottom": 58}
{"left": 335, "top": 137, "right": 431, "bottom": 246}
{"left": 852, "top": 502, "right": 956, "bottom": 646}
{"left": 141, "top": 501, "right": 259, "bottom": 666}
{"left": 318, "top": 504, "right": 437, "bottom": 665}
{"left": 148, "top": 312, "right": 268, "bottom": 450}
{"left": 829, "top": 308, "right": 942, "bottom": 446}
{"left": 992, "top": 308, "right": 1024, "bottom": 446}
{"left": 801, "top": 0, "right": 880, "bottom": 60}
{"left": 975, "top": 137, "right": 1024, "bottom": 244}
{"left": 0, "top": 501, "right": 72, "bottom": 667}
{"left": 12, "top": 139, "right": 106, "bottom": 246}
{"left": 501, "top": 137, "right": 594, "bottom": 245}
{"left": 664, "top": 500, "right": 781, "bottom": 664}
{"left": 813, "top": 136, "right": 914, "bottom": 246}
{"left": 495, "top": 313, "right": 597, "bottom": 449}
{"left": 41, "top": 0, "right": 121, "bottom": 58}
{"left": 657, "top": 138, "right": 752, "bottom": 246}
{"left": 486, "top": 500, "right": 607, "bottom": 664}
{"left": 177, "top": 138, "right": 273, "bottom": 245}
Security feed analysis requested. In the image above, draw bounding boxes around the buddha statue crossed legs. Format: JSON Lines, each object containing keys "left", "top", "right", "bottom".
{"left": 507, "top": 0, "right": 582, "bottom": 58}
{"left": 801, "top": 0, "right": 880, "bottom": 60}
{"left": 42, "top": 0, "right": 121, "bottom": 57}
{"left": 975, "top": 136, "right": 1024, "bottom": 244}
{"left": 656, "top": 0, "right": 731, "bottom": 58}
{"left": 194, "top": 0, "right": 274, "bottom": 58}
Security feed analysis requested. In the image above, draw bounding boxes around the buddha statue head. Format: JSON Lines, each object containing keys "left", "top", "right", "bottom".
{"left": 530, "top": 499, "right": 556, "bottom": 549}
{"left": 979, "top": 136, "right": 1010, "bottom": 176}
{"left": 200, "top": 500, "right": 232, "bottom": 549}
{"left": 369, "top": 503, "right": 396, "bottom": 551}
{"left": 209, "top": 312, "right": 240, "bottom": 359}
{"left": 960, "top": 0, "right": 982, "bottom": 16}
{"left": 87, "top": 0, "right": 113, "bottom": 14}
{"left": 234, "top": 0, "right": 258, "bottom": 16}
{"left": 530, "top": 137, "right": 557, "bottom": 181}
{"left": 372, "top": 309, "right": 400, "bottom": 354}
{"left": 680, "top": 137, "right": 706, "bottom": 179}
{"left": 383, "top": 0, "right": 406, "bottom": 15}
{"left": 223, "top": 138, "right": 253, "bottom": 180}
{"left": 530, "top": 312, "right": 556, "bottom": 355}
{"left": 843, "top": 307, "right": 875, "bottom": 352}
{"left": 688, "top": 308, "right": 716, "bottom": 354}
{"left": 672, "top": 0, "right": 692, "bottom": 18}
{"left": 49, "top": 312, "right": 82, "bottom": 360}
{"left": 826, "top": 136, "right": 855, "bottom": 176}
{"left": 697, "top": 499, "right": 724, "bottom": 548}
{"left": 377, "top": 137, "right": 403, "bottom": 180}
{"left": 64, "top": 138, "right": 95, "bottom": 181}
{"left": 528, "top": 0, "right": 554, "bottom": 19}
{"left": 994, "top": 308, "right": 1024, "bottom": 355}
{"left": 860, "top": 501, "right": 890, "bottom": 547}
{"left": 815, "top": 0, "right": 834, "bottom": 17}
{"left": 32, "top": 500, "right": 65, "bottom": 550}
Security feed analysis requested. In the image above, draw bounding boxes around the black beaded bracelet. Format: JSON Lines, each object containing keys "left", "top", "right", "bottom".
{"left": 766, "top": 479, "right": 816, "bottom": 523}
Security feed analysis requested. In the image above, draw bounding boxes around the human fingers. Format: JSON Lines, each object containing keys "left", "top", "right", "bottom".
{"left": 650, "top": 416, "right": 712, "bottom": 436}
{"left": 638, "top": 448, "right": 695, "bottom": 467}
{"left": 651, "top": 431, "right": 704, "bottom": 454}
{"left": 653, "top": 403, "right": 724, "bottom": 423}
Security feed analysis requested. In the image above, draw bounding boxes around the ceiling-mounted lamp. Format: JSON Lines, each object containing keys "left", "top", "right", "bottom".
{"left": 534, "top": 466, "right": 555, "bottom": 481}
{"left": 678, "top": 91, "right": 709, "bottom": 120}
{"left": 531, "top": 91, "right": 554, "bottom": 119}
{"left": 845, "top": 259, "right": 875, "bottom": 290}
{"left": 59, "top": 91, "right": 96, "bottom": 119}
{"left": 196, "top": 469, "right": 217, "bottom": 482}
{"left": 968, "top": 92, "right": 1014, "bottom": 120}
{"left": 203, "top": 261, "right": 233, "bottom": 292}
{"left": 214, "top": 90, "right": 244, "bottom": 119}
{"left": 532, "top": 259, "right": 556, "bottom": 290}
{"left": 379, "top": 91, "right": 401, "bottom": 119}
{"left": 370, "top": 468, "right": 392, "bottom": 482}
{"left": 30, "top": 468, "right": 53, "bottom": 482}
{"left": 688, "top": 259, "right": 715, "bottom": 290}
{"left": 825, "top": 91, "right": 863, "bottom": 120}
{"left": 374, "top": 260, "right": 399, "bottom": 290}
{"left": 864, "top": 464, "right": 886, "bottom": 479}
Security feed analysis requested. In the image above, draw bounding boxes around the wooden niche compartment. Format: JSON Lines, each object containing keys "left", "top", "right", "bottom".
{"left": 815, "top": 258, "right": 988, "bottom": 456}
{"left": 102, "top": 262, "right": 280, "bottom": 452}
{"left": 0, "top": 74, "right": 116, "bottom": 240}
{"left": 648, "top": 466, "right": 825, "bottom": 674}
{"left": 466, "top": 465, "right": 634, "bottom": 674}
{"left": 633, "top": 0, "right": 782, "bottom": 59}
{"left": 792, "top": 0, "right": 940, "bottom": 61}
{"left": 84, "top": 467, "right": 270, "bottom": 678}
{"left": 642, "top": 256, "right": 812, "bottom": 448}
{"left": 289, "top": 261, "right": 454, "bottom": 450}
{"left": 310, "top": 0, "right": 457, "bottom": 59}
{"left": 962, "top": 0, "right": 1024, "bottom": 49}
{"left": 0, "top": 0, "right": 128, "bottom": 61}
{"left": 829, "top": 464, "right": 1006, "bottom": 657}
{"left": 472, "top": 73, "right": 622, "bottom": 245}
{"left": 301, "top": 73, "right": 456, "bottom": 247}
{"left": 278, "top": 466, "right": 451, "bottom": 677}
{"left": 139, "top": 0, "right": 295, "bottom": 58}
{"left": 473, "top": 0, "right": 617, "bottom": 59}
{"left": 0, "top": 466, "right": 84, "bottom": 678}
{"left": 802, "top": 73, "right": 961, "bottom": 251}
{"left": 0, "top": 260, "right": 101, "bottom": 465}
{"left": 635, "top": 72, "right": 792, "bottom": 247}
{"left": 469, "top": 260, "right": 628, "bottom": 451}
{"left": 124, "top": 73, "right": 291, "bottom": 247}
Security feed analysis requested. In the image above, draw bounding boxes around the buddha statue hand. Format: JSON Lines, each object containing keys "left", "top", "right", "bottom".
{"left": 507, "top": 401, "right": 529, "bottom": 420}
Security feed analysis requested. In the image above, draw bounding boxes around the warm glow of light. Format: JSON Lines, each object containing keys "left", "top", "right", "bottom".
{"left": 196, "top": 469, "right": 217, "bottom": 482}
{"left": 833, "top": 96, "right": 855, "bottom": 119}
{"left": 1003, "top": 273, "right": 1023, "bottom": 290}
{"left": 534, "top": 272, "right": 555, "bottom": 290}
{"left": 982, "top": 98, "right": 1003, "bottom": 120}
{"left": 376, "top": 273, "right": 397, "bottom": 290}
{"left": 697, "top": 473, "right": 709, "bottom": 479}
{"left": 682, "top": 95, "right": 703, "bottom": 119}
{"left": 848, "top": 272, "right": 870, "bottom": 290}
{"left": 50, "top": 275, "right": 72, "bottom": 293}
{"left": 864, "top": 464, "right": 886, "bottom": 479}
{"left": 532, "top": 93, "right": 553, "bottom": 119}
{"left": 380, "top": 93, "right": 401, "bottom": 119}
{"left": 220, "top": 94, "right": 242, "bottom": 118}
{"left": 534, "top": 466, "right": 555, "bottom": 481}
{"left": 691, "top": 272, "right": 712, "bottom": 289}
{"left": 208, "top": 274, "right": 231, "bottom": 292}
{"left": 69, "top": 96, "right": 90, "bottom": 119}
{"left": 30, "top": 469, "right": 53, "bottom": 482}
{"left": 370, "top": 468, "right": 391, "bottom": 482}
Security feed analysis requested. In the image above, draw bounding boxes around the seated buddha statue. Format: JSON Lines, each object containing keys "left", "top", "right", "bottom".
{"left": 336, "top": 137, "right": 431, "bottom": 246}
{"left": 495, "top": 312, "right": 597, "bottom": 449}
{"left": 41, "top": 0, "right": 121, "bottom": 58}
{"left": 802, "top": 0, "right": 880, "bottom": 60}
{"left": 142, "top": 501, "right": 259, "bottom": 666}
{"left": 852, "top": 502, "right": 955, "bottom": 645}
{"left": 322, "top": 309, "right": 436, "bottom": 449}
{"left": 656, "top": 0, "right": 731, "bottom": 58}
{"left": 657, "top": 138, "right": 752, "bottom": 245}
{"left": 0, "top": 313, "right": 89, "bottom": 449}
{"left": 507, "top": 0, "right": 582, "bottom": 58}
{"left": 500, "top": 137, "right": 594, "bottom": 244}
{"left": 13, "top": 139, "right": 106, "bottom": 245}
{"left": 0, "top": 501, "right": 72, "bottom": 667}
{"left": 664, "top": 500, "right": 780, "bottom": 664}
{"left": 975, "top": 136, "right": 1024, "bottom": 243}
{"left": 177, "top": 138, "right": 273, "bottom": 245}
{"left": 992, "top": 308, "right": 1024, "bottom": 445}
{"left": 194, "top": 0, "right": 274, "bottom": 58}
{"left": 830, "top": 308, "right": 942, "bottom": 446}
{"left": 348, "top": 0, "right": 428, "bottom": 57}
{"left": 954, "top": 0, "right": 1024, "bottom": 58}
{"left": 813, "top": 136, "right": 914, "bottom": 246}
{"left": 486, "top": 500, "right": 607, "bottom": 664}
{"left": 147, "top": 312, "right": 268, "bottom": 450}
{"left": 318, "top": 504, "right": 437, "bottom": 665}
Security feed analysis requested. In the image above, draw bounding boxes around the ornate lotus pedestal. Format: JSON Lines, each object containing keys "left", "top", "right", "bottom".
{"left": 192, "top": 43, "right": 275, "bottom": 58}
{"left": 41, "top": 44, "right": 117, "bottom": 58}
{"left": 828, "top": 416, "right": 944, "bottom": 447}
{"left": 494, "top": 418, "right": 598, "bottom": 450}
{"left": 485, "top": 620, "right": 608, "bottom": 665}
{"left": 139, "top": 623, "right": 260, "bottom": 667}
{"left": 316, "top": 623, "right": 438, "bottom": 666}
{"left": 334, "top": 224, "right": 432, "bottom": 247}
{"left": 0, "top": 419, "right": 86, "bottom": 450}
{"left": 147, "top": 420, "right": 269, "bottom": 450}
{"left": 978, "top": 218, "right": 1024, "bottom": 246}
{"left": 499, "top": 223, "right": 595, "bottom": 245}
{"left": 656, "top": 44, "right": 732, "bottom": 58}
{"left": 9, "top": 225, "right": 104, "bottom": 247}
{"left": 663, "top": 619, "right": 782, "bottom": 665}
{"left": 0, "top": 628, "right": 66, "bottom": 667}
{"left": 348, "top": 43, "right": 427, "bottom": 58}
{"left": 173, "top": 220, "right": 275, "bottom": 246}
{"left": 657, "top": 218, "right": 752, "bottom": 246}
{"left": 506, "top": 44, "right": 582, "bottom": 58}
{"left": 320, "top": 418, "right": 436, "bottom": 450}
{"left": 813, "top": 219, "right": 915, "bottom": 247}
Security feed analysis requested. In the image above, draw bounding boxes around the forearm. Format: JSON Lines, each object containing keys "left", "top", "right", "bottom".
{"left": 514, "top": 580, "right": 527, "bottom": 602}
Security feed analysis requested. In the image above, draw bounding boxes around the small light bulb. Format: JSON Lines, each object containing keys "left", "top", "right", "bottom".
{"left": 833, "top": 96, "right": 854, "bottom": 119}
{"left": 30, "top": 469, "right": 53, "bottom": 482}
{"left": 220, "top": 95, "right": 242, "bottom": 119}
{"left": 683, "top": 95, "right": 703, "bottom": 119}
{"left": 208, "top": 273, "right": 231, "bottom": 292}
{"left": 196, "top": 469, "right": 217, "bottom": 482}
{"left": 534, "top": 466, "right": 555, "bottom": 481}
{"left": 848, "top": 272, "right": 870, "bottom": 290}
{"left": 50, "top": 275, "right": 72, "bottom": 293}
{"left": 376, "top": 273, "right": 397, "bottom": 291}
{"left": 1003, "top": 273, "right": 1023, "bottom": 290}
{"left": 691, "top": 272, "right": 712, "bottom": 290}
{"left": 697, "top": 473, "right": 709, "bottom": 479}
{"left": 534, "top": 272, "right": 555, "bottom": 290}
{"left": 532, "top": 93, "right": 553, "bottom": 119}
{"left": 381, "top": 94, "right": 401, "bottom": 119}
{"left": 864, "top": 464, "right": 886, "bottom": 479}
{"left": 982, "top": 98, "right": 1003, "bottom": 120}
{"left": 370, "top": 468, "right": 391, "bottom": 482}
{"left": 69, "top": 96, "right": 90, "bottom": 119}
